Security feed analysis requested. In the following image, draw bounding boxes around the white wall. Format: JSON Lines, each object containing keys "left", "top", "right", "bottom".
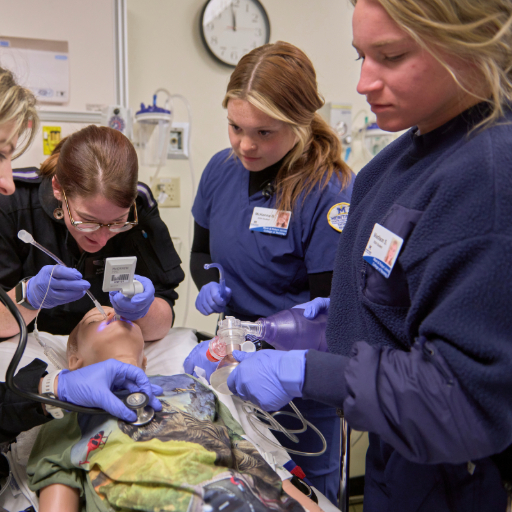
{"left": 127, "top": 0, "right": 368, "bottom": 333}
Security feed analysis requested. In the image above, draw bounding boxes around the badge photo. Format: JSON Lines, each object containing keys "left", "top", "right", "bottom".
{"left": 249, "top": 207, "right": 291, "bottom": 236}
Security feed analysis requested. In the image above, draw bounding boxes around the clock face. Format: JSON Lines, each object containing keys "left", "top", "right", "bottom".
{"left": 200, "top": 0, "right": 270, "bottom": 67}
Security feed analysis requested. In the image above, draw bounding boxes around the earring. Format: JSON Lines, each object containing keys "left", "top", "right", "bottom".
{"left": 53, "top": 207, "right": 64, "bottom": 220}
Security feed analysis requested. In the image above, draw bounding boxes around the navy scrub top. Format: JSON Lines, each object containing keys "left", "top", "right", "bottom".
{"left": 192, "top": 149, "right": 354, "bottom": 319}
{"left": 0, "top": 168, "right": 185, "bottom": 335}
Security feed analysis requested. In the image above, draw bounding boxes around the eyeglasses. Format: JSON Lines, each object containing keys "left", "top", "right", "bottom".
{"left": 62, "top": 190, "right": 138, "bottom": 233}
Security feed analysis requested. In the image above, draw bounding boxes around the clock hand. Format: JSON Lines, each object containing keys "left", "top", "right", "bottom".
{"left": 231, "top": 3, "right": 237, "bottom": 31}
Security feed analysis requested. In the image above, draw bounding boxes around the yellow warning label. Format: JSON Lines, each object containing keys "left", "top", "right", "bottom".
{"left": 43, "top": 126, "right": 61, "bottom": 155}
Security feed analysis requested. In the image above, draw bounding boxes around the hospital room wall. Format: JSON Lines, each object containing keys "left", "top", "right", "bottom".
{"left": 127, "top": 0, "right": 368, "bottom": 335}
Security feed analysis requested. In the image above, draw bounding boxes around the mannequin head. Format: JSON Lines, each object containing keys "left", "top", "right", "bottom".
{"left": 67, "top": 307, "right": 147, "bottom": 371}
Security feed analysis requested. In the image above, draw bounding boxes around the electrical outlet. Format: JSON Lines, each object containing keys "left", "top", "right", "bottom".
{"left": 151, "top": 177, "right": 180, "bottom": 207}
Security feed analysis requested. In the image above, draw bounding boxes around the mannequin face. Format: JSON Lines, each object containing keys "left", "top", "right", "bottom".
{"left": 68, "top": 307, "right": 147, "bottom": 371}
{"left": 0, "top": 120, "right": 18, "bottom": 196}
{"left": 352, "top": 0, "right": 479, "bottom": 133}
{"left": 52, "top": 177, "right": 131, "bottom": 253}
{"left": 227, "top": 99, "right": 297, "bottom": 172}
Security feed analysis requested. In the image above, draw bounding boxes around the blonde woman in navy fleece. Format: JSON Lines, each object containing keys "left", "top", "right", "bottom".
{"left": 226, "top": 0, "right": 512, "bottom": 510}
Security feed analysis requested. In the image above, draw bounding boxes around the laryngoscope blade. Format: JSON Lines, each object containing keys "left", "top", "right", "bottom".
{"left": 17, "top": 230, "right": 107, "bottom": 319}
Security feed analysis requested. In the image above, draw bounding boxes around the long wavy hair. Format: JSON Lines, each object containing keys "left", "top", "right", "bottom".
{"left": 350, "top": 0, "right": 512, "bottom": 129}
{"left": 0, "top": 67, "right": 38, "bottom": 158}
{"left": 223, "top": 41, "right": 352, "bottom": 211}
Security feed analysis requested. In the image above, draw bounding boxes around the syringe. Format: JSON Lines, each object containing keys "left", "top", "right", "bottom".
{"left": 17, "top": 230, "right": 108, "bottom": 320}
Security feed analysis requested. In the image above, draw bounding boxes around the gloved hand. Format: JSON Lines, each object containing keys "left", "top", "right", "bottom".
{"left": 195, "top": 282, "right": 232, "bottom": 316}
{"left": 227, "top": 349, "right": 307, "bottom": 411}
{"left": 109, "top": 274, "right": 155, "bottom": 321}
{"left": 27, "top": 265, "right": 90, "bottom": 309}
{"left": 58, "top": 359, "right": 163, "bottom": 422}
{"left": 293, "top": 297, "right": 330, "bottom": 319}
{"left": 183, "top": 339, "right": 219, "bottom": 382}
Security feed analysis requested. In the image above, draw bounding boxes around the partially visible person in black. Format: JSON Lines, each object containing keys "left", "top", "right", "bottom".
{"left": 0, "top": 67, "right": 168, "bottom": 440}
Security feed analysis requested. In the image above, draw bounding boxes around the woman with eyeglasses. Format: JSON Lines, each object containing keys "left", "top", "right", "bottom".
{"left": 0, "top": 124, "right": 184, "bottom": 341}
{"left": 0, "top": 71, "right": 167, "bottom": 440}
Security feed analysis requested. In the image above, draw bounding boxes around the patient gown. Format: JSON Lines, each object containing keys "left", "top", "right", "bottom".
{"left": 27, "top": 374, "right": 302, "bottom": 512}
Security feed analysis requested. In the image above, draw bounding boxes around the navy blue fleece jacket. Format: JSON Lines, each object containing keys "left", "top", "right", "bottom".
{"left": 302, "top": 104, "right": 512, "bottom": 465}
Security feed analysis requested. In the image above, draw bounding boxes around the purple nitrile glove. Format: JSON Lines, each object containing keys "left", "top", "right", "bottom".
{"left": 227, "top": 349, "right": 307, "bottom": 411}
{"left": 57, "top": 359, "right": 163, "bottom": 422}
{"left": 27, "top": 265, "right": 90, "bottom": 309}
{"left": 293, "top": 297, "right": 330, "bottom": 319}
{"left": 109, "top": 274, "right": 155, "bottom": 321}
{"left": 195, "top": 282, "right": 232, "bottom": 316}
{"left": 183, "top": 339, "right": 219, "bottom": 382}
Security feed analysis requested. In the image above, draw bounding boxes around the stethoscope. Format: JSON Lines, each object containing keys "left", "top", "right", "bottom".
{"left": 0, "top": 287, "right": 154, "bottom": 425}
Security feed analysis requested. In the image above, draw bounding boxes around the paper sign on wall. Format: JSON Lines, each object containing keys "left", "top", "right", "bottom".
{"left": 0, "top": 36, "right": 69, "bottom": 104}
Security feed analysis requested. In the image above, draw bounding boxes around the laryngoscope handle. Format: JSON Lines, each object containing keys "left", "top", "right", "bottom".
{"left": 0, "top": 286, "right": 103, "bottom": 415}
{"left": 204, "top": 263, "right": 226, "bottom": 297}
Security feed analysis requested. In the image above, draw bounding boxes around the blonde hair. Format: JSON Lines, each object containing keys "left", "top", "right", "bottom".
{"left": 351, "top": 0, "right": 512, "bottom": 129}
{"left": 223, "top": 41, "right": 352, "bottom": 211}
{"left": 0, "top": 67, "right": 38, "bottom": 157}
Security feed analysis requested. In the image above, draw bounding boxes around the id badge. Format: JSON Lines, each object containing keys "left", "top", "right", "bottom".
{"left": 363, "top": 223, "right": 403, "bottom": 278}
{"left": 249, "top": 207, "right": 291, "bottom": 236}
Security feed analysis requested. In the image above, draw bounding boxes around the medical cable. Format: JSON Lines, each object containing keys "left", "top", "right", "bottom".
{"left": 169, "top": 93, "right": 197, "bottom": 328}
{"left": 17, "top": 230, "right": 107, "bottom": 320}
{"left": 0, "top": 285, "right": 104, "bottom": 415}
{"left": 32, "top": 265, "right": 67, "bottom": 371}
{"left": 241, "top": 400, "right": 327, "bottom": 457}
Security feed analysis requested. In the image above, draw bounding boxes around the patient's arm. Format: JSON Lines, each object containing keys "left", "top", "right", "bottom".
{"left": 282, "top": 479, "right": 324, "bottom": 512}
{"left": 135, "top": 297, "right": 173, "bottom": 341}
{"left": 39, "top": 484, "right": 79, "bottom": 512}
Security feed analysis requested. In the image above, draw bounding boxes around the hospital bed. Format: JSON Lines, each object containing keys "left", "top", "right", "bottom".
{"left": 0, "top": 327, "right": 340, "bottom": 512}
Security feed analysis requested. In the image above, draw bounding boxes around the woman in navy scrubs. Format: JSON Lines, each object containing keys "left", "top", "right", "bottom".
{"left": 186, "top": 42, "right": 354, "bottom": 502}
{"left": 226, "top": 0, "right": 512, "bottom": 510}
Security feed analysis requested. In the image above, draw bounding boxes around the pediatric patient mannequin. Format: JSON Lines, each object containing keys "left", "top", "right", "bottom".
{"left": 28, "top": 308, "right": 321, "bottom": 512}
{"left": 66, "top": 307, "right": 147, "bottom": 371}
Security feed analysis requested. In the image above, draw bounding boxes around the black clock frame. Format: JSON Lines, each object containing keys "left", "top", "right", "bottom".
{"left": 199, "top": 0, "right": 271, "bottom": 68}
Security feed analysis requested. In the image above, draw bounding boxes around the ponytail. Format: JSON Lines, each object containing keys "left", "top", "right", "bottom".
{"left": 224, "top": 41, "right": 353, "bottom": 212}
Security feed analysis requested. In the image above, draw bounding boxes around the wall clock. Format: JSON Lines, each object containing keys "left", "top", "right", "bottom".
{"left": 200, "top": 0, "right": 271, "bottom": 67}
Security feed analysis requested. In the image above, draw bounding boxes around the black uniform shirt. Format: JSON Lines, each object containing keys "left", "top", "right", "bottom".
{"left": 0, "top": 168, "right": 185, "bottom": 334}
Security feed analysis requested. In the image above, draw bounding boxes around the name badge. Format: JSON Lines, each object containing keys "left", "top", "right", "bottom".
{"left": 250, "top": 207, "right": 291, "bottom": 236}
{"left": 363, "top": 223, "right": 403, "bottom": 278}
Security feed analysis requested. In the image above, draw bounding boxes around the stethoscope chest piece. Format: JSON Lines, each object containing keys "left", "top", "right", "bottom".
{"left": 124, "top": 392, "right": 155, "bottom": 426}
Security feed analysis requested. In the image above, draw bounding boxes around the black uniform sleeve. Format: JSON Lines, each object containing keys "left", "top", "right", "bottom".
{"left": 0, "top": 359, "right": 51, "bottom": 444}
{"left": 308, "top": 271, "right": 333, "bottom": 300}
{"left": 190, "top": 221, "right": 218, "bottom": 290}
